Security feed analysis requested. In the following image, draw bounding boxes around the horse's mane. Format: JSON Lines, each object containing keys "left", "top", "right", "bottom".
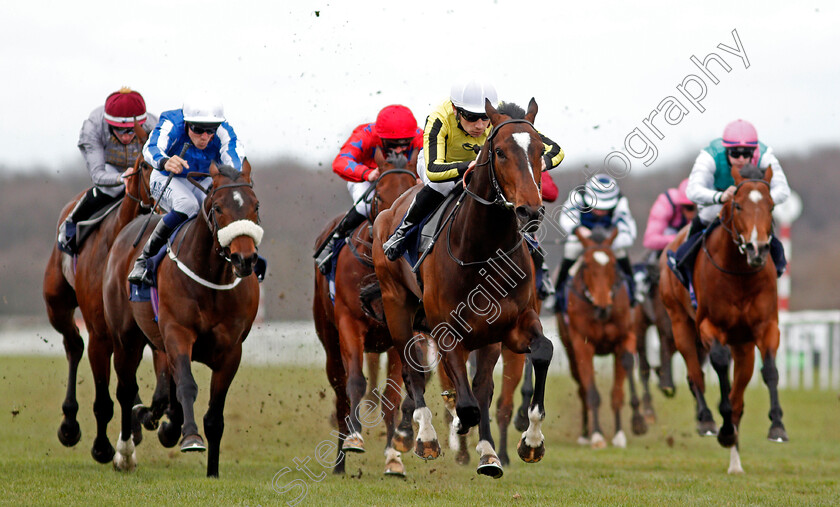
{"left": 589, "top": 226, "right": 613, "bottom": 244}
{"left": 738, "top": 164, "right": 765, "bottom": 180}
{"left": 218, "top": 165, "right": 241, "bottom": 180}
{"left": 497, "top": 102, "right": 525, "bottom": 120}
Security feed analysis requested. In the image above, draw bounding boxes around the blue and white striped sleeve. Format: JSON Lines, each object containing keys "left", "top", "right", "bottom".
{"left": 143, "top": 117, "right": 175, "bottom": 170}
{"left": 216, "top": 123, "right": 245, "bottom": 170}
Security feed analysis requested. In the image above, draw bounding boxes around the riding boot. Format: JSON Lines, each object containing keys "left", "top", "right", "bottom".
{"left": 127, "top": 220, "right": 176, "bottom": 286}
{"left": 316, "top": 208, "right": 367, "bottom": 274}
{"left": 553, "top": 258, "right": 575, "bottom": 314}
{"left": 383, "top": 186, "right": 445, "bottom": 261}
{"left": 769, "top": 235, "right": 787, "bottom": 277}
{"left": 528, "top": 242, "right": 554, "bottom": 300}
{"left": 57, "top": 187, "right": 114, "bottom": 254}
{"left": 616, "top": 256, "right": 637, "bottom": 307}
{"left": 671, "top": 215, "right": 707, "bottom": 287}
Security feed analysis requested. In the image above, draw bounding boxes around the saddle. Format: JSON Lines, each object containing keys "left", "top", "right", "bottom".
{"left": 70, "top": 198, "right": 122, "bottom": 252}
{"left": 401, "top": 188, "right": 463, "bottom": 270}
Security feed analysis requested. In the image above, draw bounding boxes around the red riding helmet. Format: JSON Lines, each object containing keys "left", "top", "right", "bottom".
{"left": 374, "top": 105, "right": 417, "bottom": 139}
{"left": 104, "top": 87, "right": 147, "bottom": 128}
{"left": 721, "top": 119, "right": 758, "bottom": 148}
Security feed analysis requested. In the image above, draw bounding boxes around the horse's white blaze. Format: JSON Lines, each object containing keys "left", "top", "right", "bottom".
{"left": 512, "top": 132, "right": 539, "bottom": 188}
{"left": 413, "top": 407, "right": 437, "bottom": 443}
{"left": 216, "top": 219, "right": 264, "bottom": 247}
{"left": 232, "top": 190, "right": 244, "bottom": 208}
{"left": 612, "top": 430, "right": 627, "bottom": 448}
{"left": 728, "top": 446, "right": 744, "bottom": 474}
{"left": 748, "top": 189, "right": 763, "bottom": 203}
{"left": 522, "top": 406, "right": 544, "bottom": 448}
{"left": 113, "top": 432, "right": 137, "bottom": 471}
{"left": 475, "top": 439, "right": 497, "bottom": 458}
{"left": 593, "top": 251, "right": 610, "bottom": 266}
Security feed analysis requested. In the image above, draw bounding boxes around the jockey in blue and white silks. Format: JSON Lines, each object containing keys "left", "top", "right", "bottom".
{"left": 128, "top": 94, "right": 246, "bottom": 286}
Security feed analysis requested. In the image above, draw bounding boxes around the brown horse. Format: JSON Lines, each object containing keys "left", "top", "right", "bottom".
{"left": 372, "top": 99, "right": 553, "bottom": 479}
{"left": 313, "top": 159, "right": 420, "bottom": 477}
{"left": 557, "top": 227, "right": 647, "bottom": 448}
{"left": 42, "top": 127, "right": 164, "bottom": 463}
{"left": 103, "top": 162, "right": 262, "bottom": 477}
{"left": 660, "top": 164, "right": 787, "bottom": 474}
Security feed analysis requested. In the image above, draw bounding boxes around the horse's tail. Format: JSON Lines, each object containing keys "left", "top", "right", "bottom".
{"left": 359, "top": 275, "right": 385, "bottom": 323}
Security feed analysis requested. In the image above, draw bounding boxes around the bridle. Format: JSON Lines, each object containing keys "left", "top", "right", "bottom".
{"left": 122, "top": 162, "right": 154, "bottom": 211}
{"left": 462, "top": 119, "right": 539, "bottom": 209}
{"left": 570, "top": 246, "right": 624, "bottom": 307}
{"left": 187, "top": 172, "right": 260, "bottom": 260}
{"left": 369, "top": 168, "right": 418, "bottom": 222}
{"left": 703, "top": 178, "right": 771, "bottom": 276}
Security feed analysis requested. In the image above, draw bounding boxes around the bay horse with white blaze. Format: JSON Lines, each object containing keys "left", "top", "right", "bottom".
{"left": 373, "top": 99, "right": 553, "bottom": 479}
{"left": 313, "top": 154, "right": 420, "bottom": 476}
{"left": 43, "top": 125, "right": 166, "bottom": 462}
{"left": 103, "top": 162, "right": 262, "bottom": 477}
{"left": 557, "top": 227, "right": 647, "bottom": 448}
{"left": 660, "top": 164, "right": 787, "bottom": 474}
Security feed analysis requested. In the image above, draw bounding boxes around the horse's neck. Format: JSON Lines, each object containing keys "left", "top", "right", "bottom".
{"left": 178, "top": 215, "right": 235, "bottom": 283}
{"left": 708, "top": 224, "right": 753, "bottom": 272}
{"left": 117, "top": 175, "right": 144, "bottom": 227}
{"left": 455, "top": 174, "right": 521, "bottom": 257}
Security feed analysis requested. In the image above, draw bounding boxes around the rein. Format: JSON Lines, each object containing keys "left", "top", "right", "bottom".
{"left": 569, "top": 248, "right": 624, "bottom": 306}
{"left": 704, "top": 178, "right": 771, "bottom": 276}
{"left": 122, "top": 162, "right": 153, "bottom": 211}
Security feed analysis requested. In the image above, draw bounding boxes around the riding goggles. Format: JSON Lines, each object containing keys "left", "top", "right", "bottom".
{"left": 188, "top": 122, "right": 220, "bottom": 135}
{"left": 112, "top": 126, "right": 136, "bottom": 135}
{"left": 457, "top": 108, "right": 489, "bottom": 123}
{"left": 727, "top": 147, "right": 755, "bottom": 159}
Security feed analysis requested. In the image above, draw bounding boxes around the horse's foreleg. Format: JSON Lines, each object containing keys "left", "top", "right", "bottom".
{"left": 621, "top": 340, "right": 648, "bottom": 439}
{"left": 88, "top": 328, "right": 116, "bottom": 464}
{"left": 757, "top": 325, "right": 787, "bottom": 443}
{"left": 134, "top": 350, "right": 170, "bottom": 432}
{"left": 672, "top": 314, "right": 715, "bottom": 436}
{"left": 442, "top": 344, "right": 479, "bottom": 433}
{"left": 654, "top": 294, "right": 677, "bottom": 397}
{"left": 725, "top": 342, "right": 753, "bottom": 474}
{"left": 382, "top": 347, "right": 407, "bottom": 476}
{"left": 474, "top": 343, "right": 503, "bottom": 479}
{"left": 165, "top": 335, "right": 204, "bottom": 454}
{"left": 112, "top": 334, "right": 144, "bottom": 472}
{"left": 513, "top": 354, "right": 534, "bottom": 432}
{"left": 496, "top": 347, "right": 525, "bottom": 466}
{"left": 571, "top": 338, "right": 603, "bottom": 449}
{"left": 708, "top": 339, "right": 735, "bottom": 448}
{"left": 204, "top": 347, "right": 242, "bottom": 478}
{"left": 337, "top": 317, "right": 367, "bottom": 453}
{"left": 634, "top": 307, "right": 656, "bottom": 421}
{"left": 365, "top": 352, "right": 381, "bottom": 402}
{"left": 158, "top": 375, "right": 183, "bottom": 448}
{"left": 512, "top": 310, "right": 553, "bottom": 462}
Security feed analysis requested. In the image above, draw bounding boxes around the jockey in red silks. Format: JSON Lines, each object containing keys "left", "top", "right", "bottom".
{"left": 642, "top": 179, "right": 696, "bottom": 252}
{"left": 315, "top": 105, "right": 424, "bottom": 273}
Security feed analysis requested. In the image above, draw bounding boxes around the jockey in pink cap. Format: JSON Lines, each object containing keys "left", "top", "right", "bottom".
{"left": 670, "top": 119, "right": 790, "bottom": 287}
{"left": 642, "top": 179, "right": 697, "bottom": 252}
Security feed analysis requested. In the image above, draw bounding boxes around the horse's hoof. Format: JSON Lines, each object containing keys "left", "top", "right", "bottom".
{"left": 414, "top": 439, "right": 441, "bottom": 460}
{"left": 341, "top": 433, "right": 365, "bottom": 453}
{"left": 697, "top": 420, "right": 718, "bottom": 437}
{"left": 180, "top": 434, "right": 206, "bottom": 453}
{"left": 476, "top": 454, "right": 504, "bottom": 479}
{"left": 516, "top": 437, "right": 545, "bottom": 463}
{"left": 456, "top": 405, "right": 480, "bottom": 431}
{"left": 384, "top": 459, "right": 406, "bottom": 477}
{"left": 392, "top": 429, "right": 413, "bottom": 453}
{"left": 513, "top": 407, "right": 530, "bottom": 432}
{"left": 632, "top": 414, "right": 649, "bottom": 436}
{"left": 158, "top": 422, "right": 180, "bottom": 448}
{"left": 57, "top": 420, "right": 82, "bottom": 447}
{"left": 576, "top": 435, "right": 590, "bottom": 446}
{"left": 643, "top": 410, "right": 657, "bottom": 425}
{"left": 767, "top": 425, "right": 788, "bottom": 443}
{"left": 590, "top": 432, "right": 607, "bottom": 450}
{"left": 112, "top": 439, "right": 137, "bottom": 472}
{"left": 455, "top": 448, "right": 470, "bottom": 465}
{"left": 659, "top": 385, "right": 676, "bottom": 398}
{"left": 91, "top": 439, "right": 116, "bottom": 464}
{"left": 133, "top": 404, "right": 159, "bottom": 431}
{"left": 612, "top": 430, "right": 627, "bottom": 448}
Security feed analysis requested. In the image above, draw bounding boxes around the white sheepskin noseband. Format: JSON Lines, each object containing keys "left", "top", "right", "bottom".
{"left": 217, "top": 219, "right": 264, "bottom": 248}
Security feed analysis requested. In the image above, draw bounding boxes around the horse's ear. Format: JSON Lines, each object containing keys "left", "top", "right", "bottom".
{"left": 730, "top": 163, "right": 743, "bottom": 185}
{"left": 607, "top": 227, "right": 619, "bottom": 245}
{"left": 486, "top": 98, "right": 502, "bottom": 126}
{"left": 575, "top": 227, "right": 593, "bottom": 248}
{"left": 763, "top": 164, "right": 773, "bottom": 184}
{"left": 133, "top": 118, "right": 148, "bottom": 145}
{"left": 210, "top": 161, "right": 220, "bottom": 177}
{"left": 374, "top": 146, "right": 387, "bottom": 170}
{"left": 525, "top": 98, "right": 538, "bottom": 123}
{"left": 241, "top": 158, "right": 252, "bottom": 181}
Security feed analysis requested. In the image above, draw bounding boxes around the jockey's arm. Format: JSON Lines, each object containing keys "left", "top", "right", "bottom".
{"left": 78, "top": 117, "right": 122, "bottom": 188}
{"left": 216, "top": 122, "right": 245, "bottom": 171}
{"left": 424, "top": 114, "right": 469, "bottom": 182}
{"left": 612, "top": 197, "right": 637, "bottom": 250}
{"left": 558, "top": 196, "right": 582, "bottom": 237}
{"left": 143, "top": 117, "right": 175, "bottom": 171}
{"left": 537, "top": 132, "right": 565, "bottom": 170}
{"left": 760, "top": 146, "right": 790, "bottom": 205}
{"left": 686, "top": 150, "right": 725, "bottom": 204}
{"left": 642, "top": 193, "right": 675, "bottom": 251}
{"left": 332, "top": 124, "right": 377, "bottom": 183}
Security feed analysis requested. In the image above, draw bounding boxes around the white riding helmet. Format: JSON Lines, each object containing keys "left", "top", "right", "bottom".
{"left": 450, "top": 79, "right": 498, "bottom": 114}
{"left": 183, "top": 93, "right": 225, "bottom": 123}
{"left": 582, "top": 174, "right": 620, "bottom": 210}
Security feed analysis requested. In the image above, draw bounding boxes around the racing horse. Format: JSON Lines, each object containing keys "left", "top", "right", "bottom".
{"left": 372, "top": 99, "right": 553, "bottom": 478}
{"left": 557, "top": 227, "right": 647, "bottom": 449}
{"left": 103, "top": 162, "right": 262, "bottom": 477}
{"left": 313, "top": 152, "right": 420, "bottom": 476}
{"left": 42, "top": 123, "right": 165, "bottom": 463}
{"left": 660, "top": 164, "right": 787, "bottom": 473}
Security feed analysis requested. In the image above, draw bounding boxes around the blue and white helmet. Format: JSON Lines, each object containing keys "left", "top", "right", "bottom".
{"left": 583, "top": 174, "right": 620, "bottom": 210}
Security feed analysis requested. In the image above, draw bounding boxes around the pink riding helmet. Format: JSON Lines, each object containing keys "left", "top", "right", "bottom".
{"left": 722, "top": 119, "right": 761, "bottom": 164}
{"left": 675, "top": 179, "right": 692, "bottom": 206}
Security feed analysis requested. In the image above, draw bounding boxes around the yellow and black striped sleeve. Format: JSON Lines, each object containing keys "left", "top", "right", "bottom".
{"left": 424, "top": 112, "right": 469, "bottom": 182}
{"left": 538, "top": 131, "right": 564, "bottom": 170}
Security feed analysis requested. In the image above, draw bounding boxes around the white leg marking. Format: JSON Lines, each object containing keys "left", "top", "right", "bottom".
{"left": 384, "top": 447, "right": 401, "bottom": 461}
{"left": 475, "top": 439, "right": 497, "bottom": 458}
{"left": 113, "top": 432, "right": 137, "bottom": 471}
{"left": 590, "top": 432, "right": 606, "bottom": 449}
{"left": 413, "top": 407, "right": 437, "bottom": 443}
{"left": 521, "top": 406, "right": 545, "bottom": 448}
{"left": 577, "top": 435, "right": 590, "bottom": 446}
{"left": 612, "top": 430, "right": 627, "bottom": 448}
{"left": 449, "top": 416, "right": 461, "bottom": 450}
{"left": 728, "top": 446, "right": 744, "bottom": 474}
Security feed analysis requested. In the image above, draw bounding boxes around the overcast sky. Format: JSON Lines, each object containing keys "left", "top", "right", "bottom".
{"left": 1, "top": 0, "right": 837, "bottom": 177}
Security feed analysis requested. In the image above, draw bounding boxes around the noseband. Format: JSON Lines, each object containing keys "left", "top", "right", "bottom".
{"left": 463, "top": 119, "right": 537, "bottom": 209}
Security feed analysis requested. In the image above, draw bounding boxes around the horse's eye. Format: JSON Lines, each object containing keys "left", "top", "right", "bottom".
{"left": 494, "top": 147, "right": 505, "bottom": 158}
{"left": 213, "top": 204, "right": 222, "bottom": 214}
{"left": 733, "top": 202, "right": 742, "bottom": 211}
